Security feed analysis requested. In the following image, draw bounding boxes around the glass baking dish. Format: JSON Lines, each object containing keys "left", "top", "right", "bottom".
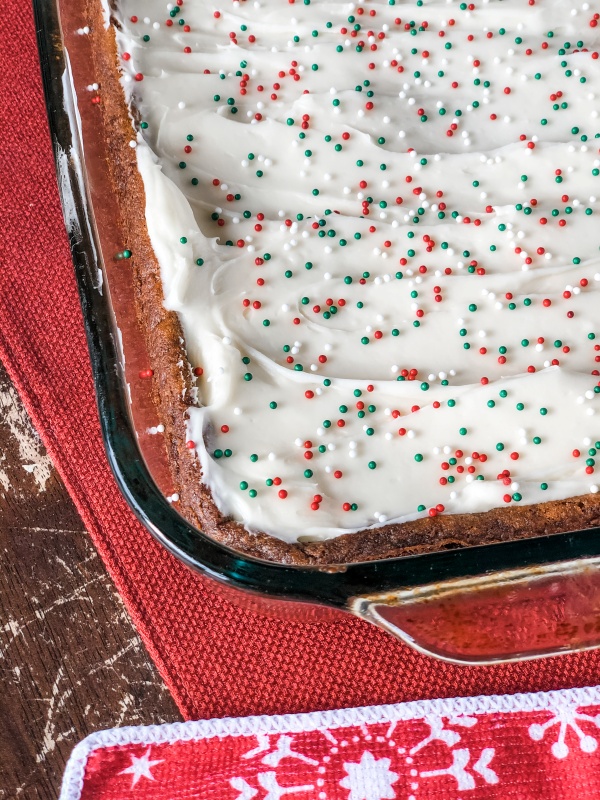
{"left": 34, "top": 0, "right": 600, "bottom": 664}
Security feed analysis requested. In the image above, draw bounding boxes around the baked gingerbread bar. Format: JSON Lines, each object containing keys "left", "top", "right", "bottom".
{"left": 83, "top": 0, "right": 600, "bottom": 563}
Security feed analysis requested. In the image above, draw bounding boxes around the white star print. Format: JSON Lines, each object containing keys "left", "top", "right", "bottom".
{"left": 119, "top": 747, "right": 164, "bottom": 787}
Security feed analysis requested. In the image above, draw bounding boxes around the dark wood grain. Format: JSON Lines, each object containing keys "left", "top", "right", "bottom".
{"left": 0, "top": 361, "right": 180, "bottom": 799}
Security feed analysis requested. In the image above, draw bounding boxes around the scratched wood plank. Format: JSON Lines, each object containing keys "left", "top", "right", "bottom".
{"left": 0, "top": 361, "right": 180, "bottom": 800}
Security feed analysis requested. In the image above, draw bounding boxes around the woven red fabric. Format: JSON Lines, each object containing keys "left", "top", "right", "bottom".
{"left": 59, "top": 687, "right": 600, "bottom": 800}
{"left": 3, "top": 2, "right": 600, "bottom": 722}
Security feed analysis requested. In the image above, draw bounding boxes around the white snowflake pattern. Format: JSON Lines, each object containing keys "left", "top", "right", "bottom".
{"left": 231, "top": 777, "right": 259, "bottom": 800}
{"left": 236, "top": 712, "right": 494, "bottom": 800}
{"left": 118, "top": 747, "right": 164, "bottom": 788}
{"left": 242, "top": 734, "right": 319, "bottom": 766}
{"left": 529, "top": 703, "right": 600, "bottom": 758}
{"left": 339, "top": 751, "right": 399, "bottom": 800}
{"left": 409, "top": 715, "right": 477, "bottom": 754}
{"left": 230, "top": 772, "right": 313, "bottom": 800}
{"left": 243, "top": 734, "right": 272, "bottom": 760}
{"left": 420, "top": 747, "right": 498, "bottom": 791}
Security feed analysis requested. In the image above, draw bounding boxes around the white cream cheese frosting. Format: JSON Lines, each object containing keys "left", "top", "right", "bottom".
{"left": 114, "top": 0, "right": 600, "bottom": 542}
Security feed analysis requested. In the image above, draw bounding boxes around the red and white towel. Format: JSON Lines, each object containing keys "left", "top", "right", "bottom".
{"left": 61, "top": 685, "right": 600, "bottom": 799}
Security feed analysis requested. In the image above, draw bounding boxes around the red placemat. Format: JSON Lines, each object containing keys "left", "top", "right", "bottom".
{"left": 3, "top": 2, "right": 600, "bottom": 721}
{"left": 60, "top": 687, "right": 600, "bottom": 799}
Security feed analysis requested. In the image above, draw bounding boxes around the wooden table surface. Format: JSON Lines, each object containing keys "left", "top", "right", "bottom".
{"left": 0, "top": 360, "right": 181, "bottom": 799}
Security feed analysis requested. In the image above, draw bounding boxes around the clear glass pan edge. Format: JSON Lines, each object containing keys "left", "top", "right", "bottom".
{"left": 33, "top": 0, "right": 600, "bottom": 662}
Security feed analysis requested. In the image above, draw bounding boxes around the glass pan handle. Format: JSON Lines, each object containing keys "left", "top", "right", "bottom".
{"left": 350, "top": 558, "right": 600, "bottom": 664}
